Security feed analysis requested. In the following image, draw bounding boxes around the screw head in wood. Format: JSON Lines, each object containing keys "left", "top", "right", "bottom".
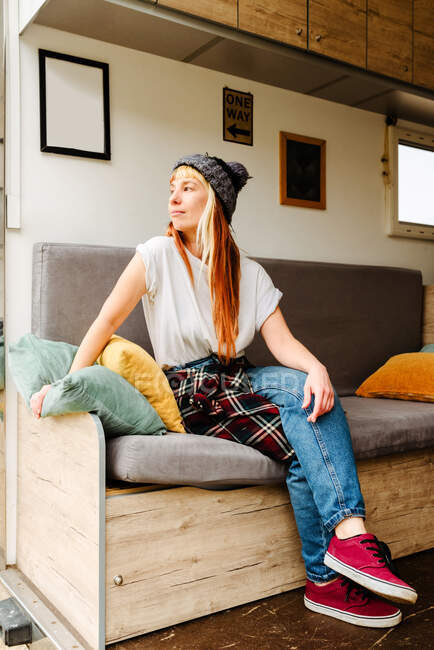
{"left": 296, "top": 28, "right": 302, "bottom": 35}
{"left": 113, "top": 575, "right": 123, "bottom": 586}
{"left": 315, "top": 34, "right": 322, "bottom": 41}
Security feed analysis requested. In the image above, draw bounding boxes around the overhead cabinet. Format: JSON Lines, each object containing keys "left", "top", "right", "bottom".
{"left": 238, "top": 0, "right": 307, "bottom": 49}
{"left": 308, "top": 0, "right": 367, "bottom": 69}
{"left": 414, "top": 32, "right": 434, "bottom": 90}
{"left": 156, "top": 0, "right": 432, "bottom": 91}
{"left": 413, "top": 0, "right": 434, "bottom": 90}
{"left": 367, "top": 0, "right": 412, "bottom": 83}
{"left": 158, "top": 0, "right": 238, "bottom": 27}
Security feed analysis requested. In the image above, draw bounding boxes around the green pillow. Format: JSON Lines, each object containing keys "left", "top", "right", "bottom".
{"left": 42, "top": 365, "right": 165, "bottom": 438}
{"left": 8, "top": 334, "right": 78, "bottom": 406}
{"left": 421, "top": 344, "right": 434, "bottom": 353}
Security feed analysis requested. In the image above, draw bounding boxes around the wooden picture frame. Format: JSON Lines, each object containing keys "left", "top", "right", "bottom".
{"left": 279, "top": 131, "right": 326, "bottom": 209}
{"left": 39, "top": 49, "right": 111, "bottom": 160}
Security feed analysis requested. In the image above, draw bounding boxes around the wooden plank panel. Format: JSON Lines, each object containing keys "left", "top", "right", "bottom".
{"left": 106, "top": 448, "right": 433, "bottom": 643}
{"left": 106, "top": 484, "right": 303, "bottom": 642}
{"left": 414, "top": 32, "right": 434, "bottom": 91}
{"left": 423, "top": 285, "right": 434, "bottom": 345}
{"left": 309, "top": 0, "right": 366, "bottom": 69}
{"left": 414, "top": 0, "right": 434, "bottom": 36}
{"left": 239, "top": 0, "right": 307, "bottom": 50}
{"left": 413, "top": 1, "right": 433, "bottom": 91}
{"left": 367, "top": 0, "right": 412, "bottom": 82}
{"left": 357, "top": 450, "right": 434, "bottom": 557}
{"left": 158, "top": 0, "right": 237, "bottom": 28}
{"left": 17, "top": 396, "right": 101, "bottom": 649}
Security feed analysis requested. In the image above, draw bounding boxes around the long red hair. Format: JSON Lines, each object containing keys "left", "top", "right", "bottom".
{"left": 166, "top": 198, "right": 240, "bottom": 365}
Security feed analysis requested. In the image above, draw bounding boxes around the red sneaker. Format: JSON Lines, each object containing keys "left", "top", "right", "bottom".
{"left": 304, "top": 577, "right": 402, "bottom": 628}
{"left": 324, "top": 533, "right": 418, "bottom": 604}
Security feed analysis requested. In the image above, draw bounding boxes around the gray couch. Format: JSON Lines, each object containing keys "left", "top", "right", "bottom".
{"left": 32, "top": 242, "right": 434, "bottom": 487}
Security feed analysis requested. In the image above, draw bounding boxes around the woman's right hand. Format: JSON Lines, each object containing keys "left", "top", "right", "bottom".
{"left": 30, "top": 384, "right": 52, "bottom": 419}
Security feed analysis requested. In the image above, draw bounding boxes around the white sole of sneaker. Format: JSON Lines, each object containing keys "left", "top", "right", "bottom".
{"left": 304, "top": 596, "right": 402, "bottom": 628}
{"left": 324, "top": 552, "right": 418, "bottom": 604}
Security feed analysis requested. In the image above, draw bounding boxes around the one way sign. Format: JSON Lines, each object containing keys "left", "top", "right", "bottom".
{"left": 223, "top": 87, "right": 253, "bottom": 146}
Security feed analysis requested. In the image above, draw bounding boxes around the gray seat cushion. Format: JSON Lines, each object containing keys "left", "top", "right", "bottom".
{"left": 107, "top": 397, "right": 434, "bottom": 488}
{"left": 106, "top": 432, "right": 288, "bottom": 488}
{"left": 342, "top": 396, "right": 434, "bottom": 460}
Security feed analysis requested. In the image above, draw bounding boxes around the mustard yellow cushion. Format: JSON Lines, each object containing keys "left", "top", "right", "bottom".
{"left": 97, "top": 335, "right": 185, "bottom": 432}
{"left": 355, "top": 352, "right": 434, "bottom": 403}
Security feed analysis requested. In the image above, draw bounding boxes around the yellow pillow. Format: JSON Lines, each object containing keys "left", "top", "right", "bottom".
{"left": 355, "top": 352, "right": 434, "bottom": 403}
{"left": 97, "top": 335, "right": 185, "bottom": 432}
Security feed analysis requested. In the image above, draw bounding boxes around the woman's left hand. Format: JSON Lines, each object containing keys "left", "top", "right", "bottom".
{"left": 302, "top": 363, "right": 335, "bottom": 423}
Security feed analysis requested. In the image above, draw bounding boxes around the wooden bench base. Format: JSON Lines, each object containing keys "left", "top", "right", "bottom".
{"left": 16, "top": 396, "right": 434, "bottom": 648}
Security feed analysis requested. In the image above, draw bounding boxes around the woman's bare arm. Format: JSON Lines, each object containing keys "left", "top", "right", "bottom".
{"left": 259, "top": 306, "right": 320, "bottom": 373}
{"left": 30, "top": 251, "right": 147, "bottom": 417}
{"left": 260, "top": 306, "right": 334, "bottom": 423}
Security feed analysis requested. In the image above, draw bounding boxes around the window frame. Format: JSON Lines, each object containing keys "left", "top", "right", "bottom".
{"left": 386, "top": 125, "right": 434, "bottom": 241}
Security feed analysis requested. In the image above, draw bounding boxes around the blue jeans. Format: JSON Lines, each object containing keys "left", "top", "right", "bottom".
{"left": 246, "top": 365, "right": 366, "bottom": 583}
{"left": 170, "top": 357, "right": 366, "bottom": 583}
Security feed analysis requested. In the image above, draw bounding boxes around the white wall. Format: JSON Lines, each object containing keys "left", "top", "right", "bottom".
{"left": 5, "top": 23, "right": 434, "bottom": 563}
{"left": 19, "top": 0, "right": 48, "bottom": 32}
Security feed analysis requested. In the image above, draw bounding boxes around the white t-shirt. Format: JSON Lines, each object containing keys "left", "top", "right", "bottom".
{"left": 136, "top": 236, "right": 282, "bottom": 368}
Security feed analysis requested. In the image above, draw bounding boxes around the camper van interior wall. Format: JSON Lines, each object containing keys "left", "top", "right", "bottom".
{"left": 279, "top": 130, "right": 326, "bottom": 209}
{"left": 38, "top": 49, "right": 111, "bottom": 160}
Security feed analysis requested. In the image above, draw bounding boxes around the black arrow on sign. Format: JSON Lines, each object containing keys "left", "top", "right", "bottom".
{"left": 228, "top": 123, "right": 251, "bottom": 138}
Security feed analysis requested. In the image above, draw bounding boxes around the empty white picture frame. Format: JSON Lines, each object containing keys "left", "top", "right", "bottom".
{"left": 39, "top": 49, "right": 111, "bottom": 160}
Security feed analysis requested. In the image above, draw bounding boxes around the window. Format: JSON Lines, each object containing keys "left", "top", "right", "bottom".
{"left": 386, "top": 126, "right": 434, "bottom": 241}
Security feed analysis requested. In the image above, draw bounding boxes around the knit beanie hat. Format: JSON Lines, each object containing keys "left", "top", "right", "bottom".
{"left": 171, "top": 153, "right": 252, "bottom": 223}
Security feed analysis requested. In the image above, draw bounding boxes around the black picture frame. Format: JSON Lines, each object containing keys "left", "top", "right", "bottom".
{"left": 39, "top": 49, "right": 111, "bottom": 160}
{"left": 279, "top": 131, "right": 326, "bottom": 210}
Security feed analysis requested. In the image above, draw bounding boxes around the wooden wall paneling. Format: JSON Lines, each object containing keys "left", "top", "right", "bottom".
{"left": 413, "top": 32, "right": 434, "bottom": 90}
{"left": 308, "top": 0, "right": 367, "bottom": 69}
{"left": 413, "top": 0, "right": 433, "bottom": 32}
{"left": 158, "top": 0, "right": 237, "bottom": 28}
{"left": 413, "top": 1, "right": 434, "bottom": 90}
{"left": 238, "top": 0, "right": 307, "bottom": 49}
{"left": 422, "top": 285, "right": 434, "bottom": 345}
{"left": 367, "top": 0, "right": 412, "bottom": 82}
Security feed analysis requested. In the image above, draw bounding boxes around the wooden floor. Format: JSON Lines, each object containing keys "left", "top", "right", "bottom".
{"left": 111, "top": 548, "right": 433, "bottom": 650}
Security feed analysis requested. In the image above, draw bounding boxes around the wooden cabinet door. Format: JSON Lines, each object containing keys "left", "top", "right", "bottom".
{"left": 367, "top": 0, "right": 412, "bottom": 82}
{"left": 309, "top": 0, "right": 366, "bottom": 69}
{"left": 158, "top": 0, "right": 237, "bottom": 28}
{"left": 413, "top": 0, "right": 434, "bottom": 90}
{"left": 238, "top": 0, "right": 307, "bottom": 50}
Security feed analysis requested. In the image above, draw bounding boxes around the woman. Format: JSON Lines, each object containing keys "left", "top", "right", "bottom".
{"left": 31, "top": 153, "right": 417, "bottom": 629}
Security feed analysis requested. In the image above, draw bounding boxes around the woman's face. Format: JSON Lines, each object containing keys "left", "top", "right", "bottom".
{"left": 168, "top": 175, "right": 208, "bottom": 236}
